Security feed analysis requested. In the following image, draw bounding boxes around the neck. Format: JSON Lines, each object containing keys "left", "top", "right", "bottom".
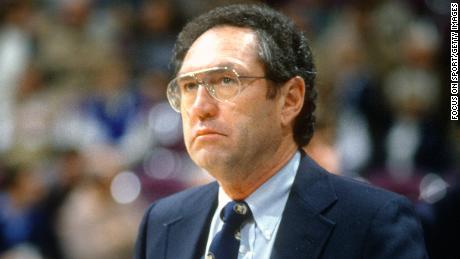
{"left": 218, "top": 142, "right": 298, "bottom": 200}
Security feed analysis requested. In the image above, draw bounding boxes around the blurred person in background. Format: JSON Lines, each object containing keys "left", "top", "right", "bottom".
{"left": 381, "top": 18, "right": 444, "bottom": 171}
{"left": 135, "top": 4, "right": 427, "bottom": 259}
{"left": 0, "top": 163, "right": 45, "bottom": 257}
{"left": 80, "top": 56, "right": 152, "bottom": 165}
{"left": 126, "top": 0, "right": 177, "bottom": 75}
{"left": 366, "top": 16, "right": 450, "bottom": 201}
{"left": 0, "top": 149, "right": 87, "bottom": 259}
{"left": 36, "top": 148, "right": 86, "bottom": 259}
{"left": 313, "top": 3, "right": 376, "bottom": 177}
{"left": 33, "top": 0, "right": 112, "bottom": 95}
{"left": 0, "top": 0, "right": 33, "bottom": 153}
{"left": 12, "top": 64, "right": 56, "bottom": 156}
{"left": 57, "top": 147, "right": 142, "bottom": 259}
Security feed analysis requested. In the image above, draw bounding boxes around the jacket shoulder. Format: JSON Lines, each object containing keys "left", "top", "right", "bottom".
{"left": 328, "top": 173, "right": 405, "bottom": 207}
{"left": 145, "top": 181, "right": 218, "bottom": 222}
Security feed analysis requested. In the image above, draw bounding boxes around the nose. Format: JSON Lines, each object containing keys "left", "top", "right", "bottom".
{"left": 186, "top": 84, "right": 218, "bottom": 121}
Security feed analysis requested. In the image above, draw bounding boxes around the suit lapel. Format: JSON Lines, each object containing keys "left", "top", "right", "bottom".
{"left": 271, "top": 154, "right": 337, "bottom": 259}
{"left": 164, "top": 183, "right": 218, "bottom": 259}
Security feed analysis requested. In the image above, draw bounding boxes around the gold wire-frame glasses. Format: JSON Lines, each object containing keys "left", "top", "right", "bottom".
{"left": 166, "top": 66, "right": 267, "bottom": 112}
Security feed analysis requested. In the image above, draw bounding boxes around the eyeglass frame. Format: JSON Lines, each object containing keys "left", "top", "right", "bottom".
{"left": 166, "top": 66, "right": 268, "bottom": 112}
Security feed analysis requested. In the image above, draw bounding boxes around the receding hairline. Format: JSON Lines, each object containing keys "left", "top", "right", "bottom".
{"left": 176, "top": 24, "right": 269, "bottom": 75}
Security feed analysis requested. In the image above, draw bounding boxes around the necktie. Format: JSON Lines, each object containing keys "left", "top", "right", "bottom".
{"left": 207, "top": 201, "right": 252, "bottom": 259}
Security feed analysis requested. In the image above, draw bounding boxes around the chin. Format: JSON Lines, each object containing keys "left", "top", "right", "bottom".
{"left": 192, "top": 149, "right": 231, "bottom": 171}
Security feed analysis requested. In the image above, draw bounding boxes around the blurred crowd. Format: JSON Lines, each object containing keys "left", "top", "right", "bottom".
{"left": 0, "top": 0, "right": 458, "bottom": 258}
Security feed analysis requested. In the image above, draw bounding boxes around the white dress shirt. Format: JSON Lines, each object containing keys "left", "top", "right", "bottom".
{"left": 204, "top": 151, "right": 300, "bottom": 259}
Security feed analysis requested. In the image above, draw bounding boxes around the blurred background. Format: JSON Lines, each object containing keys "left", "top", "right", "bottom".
{"left": 0, "top": 0, "right": 458, "bottom": 258}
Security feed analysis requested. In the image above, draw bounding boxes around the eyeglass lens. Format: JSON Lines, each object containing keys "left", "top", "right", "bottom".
{"left": 169, "top": 68, "right": 241, "bottom": 111}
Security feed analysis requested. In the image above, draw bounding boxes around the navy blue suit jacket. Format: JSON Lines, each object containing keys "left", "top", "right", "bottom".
{"left": 135, "top": 154, "right": 427, "bottom": 259}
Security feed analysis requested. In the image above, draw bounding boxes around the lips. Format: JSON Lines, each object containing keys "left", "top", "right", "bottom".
{"left": 196, "top": 128, "right": 224, "bottom": 136}
{"left": 193, "top": 127, "right": 226, "bottom": 141}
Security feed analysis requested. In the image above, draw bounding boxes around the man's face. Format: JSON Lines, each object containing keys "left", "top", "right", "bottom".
{"left": 178, "top": 26, "right": 285, "bottom": 179}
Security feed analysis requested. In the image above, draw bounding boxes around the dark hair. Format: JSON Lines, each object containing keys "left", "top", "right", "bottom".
{"left": 172, "top": 4, "right": 317, "bottom": 146}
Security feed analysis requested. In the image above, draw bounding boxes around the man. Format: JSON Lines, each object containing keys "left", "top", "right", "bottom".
{"left": 135, "top": 4, "right": 427, "bottom": 259}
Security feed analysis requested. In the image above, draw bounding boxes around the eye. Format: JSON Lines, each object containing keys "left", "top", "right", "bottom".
{"left": 182, "top": 82, "right": 198, "bottom": 92}
{"left": 221, "top": 77, "right": 237, "bottom": 86}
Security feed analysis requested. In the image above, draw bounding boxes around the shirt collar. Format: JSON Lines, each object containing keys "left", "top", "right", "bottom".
{"left": 217, "top": 151, "right": 300, "bottom": 240}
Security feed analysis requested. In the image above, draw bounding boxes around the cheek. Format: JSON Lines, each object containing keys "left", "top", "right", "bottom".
{"left": 230, "top": 104, "right": 275, "bottom": 141}
{"left": 239, "top": 97, "right": 279, "bottom": 123}
{"left": 181, "top": 117, "right": 193, "bottom": 146}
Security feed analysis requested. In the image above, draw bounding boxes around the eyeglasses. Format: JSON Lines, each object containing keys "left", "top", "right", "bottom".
{"left": 166, "top": 66, "right": 267, "bottom": 112}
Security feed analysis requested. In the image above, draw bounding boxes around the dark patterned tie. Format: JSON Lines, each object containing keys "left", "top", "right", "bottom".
{"left": 207, "top": 201, "right": 252, "bottom": 259}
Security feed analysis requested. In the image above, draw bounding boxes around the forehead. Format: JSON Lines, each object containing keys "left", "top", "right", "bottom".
{"left": 179, "top": 26, "right": 261, "bottom": 75}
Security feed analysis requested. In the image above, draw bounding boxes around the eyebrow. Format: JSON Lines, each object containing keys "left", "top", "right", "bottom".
{"left": 213, "top": 62, "right": 250, "bottom": 74}
{"left": 214, "top": 62, "right": 237, "bottom": 70}
{"left": 178, "top": 62, "right": 248, "bottom": 76}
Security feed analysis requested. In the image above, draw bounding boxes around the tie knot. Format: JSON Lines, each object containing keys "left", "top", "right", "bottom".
{"left": 220, "top": 201, "right": 252, "bottom": 231}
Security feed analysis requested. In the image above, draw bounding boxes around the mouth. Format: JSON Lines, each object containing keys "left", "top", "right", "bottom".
{"left": 194, "top": 128, "right": 226, "bottom": 140}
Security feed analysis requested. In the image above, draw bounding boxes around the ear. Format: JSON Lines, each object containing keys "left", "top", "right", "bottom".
{"left": 279, "top": 76, "right": 305, "bottom": 127}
